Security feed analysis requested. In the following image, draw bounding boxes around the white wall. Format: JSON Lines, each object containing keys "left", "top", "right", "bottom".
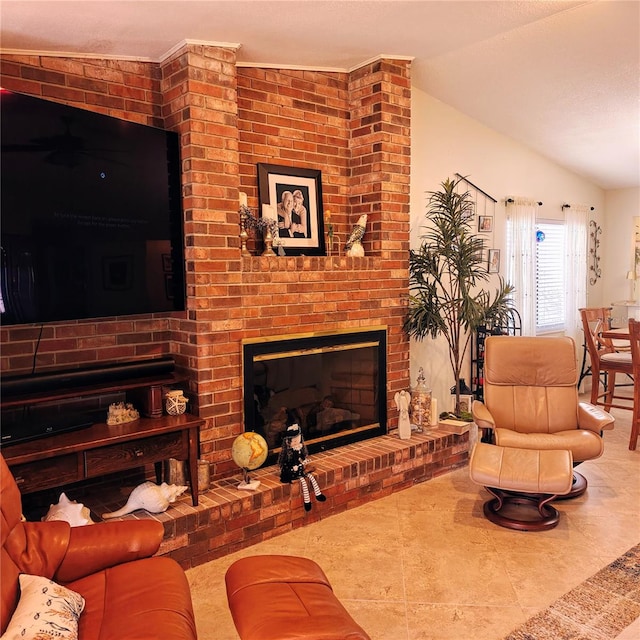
{"left": 602, "top": 188, "right": 640, "bottom": 326}
{"left": 410, "top": 88, "right": 613, "bottom": 412}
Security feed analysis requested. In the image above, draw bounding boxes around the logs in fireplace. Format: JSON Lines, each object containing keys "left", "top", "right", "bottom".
{"left": 242, "top": 327, "right": 387, "bottom": 461}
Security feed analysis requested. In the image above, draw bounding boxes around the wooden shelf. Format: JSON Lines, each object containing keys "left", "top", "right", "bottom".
{"left": 1, "top": 372, "right": 186, "bottom": 409}
{"left": 1, "top": 362, "right": 203, "bottom": 504}
{"left": 3, "top": 414, "right": 203, "bottom": 503}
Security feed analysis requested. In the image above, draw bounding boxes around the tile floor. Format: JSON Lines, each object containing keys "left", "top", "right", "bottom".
{"left": 186, "top": 398, "right": 640, "bottom": 640}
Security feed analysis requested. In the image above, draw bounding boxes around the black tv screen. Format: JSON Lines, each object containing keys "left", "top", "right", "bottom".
{"left": 0, "top": 89, "right": 186, "bottom": 324}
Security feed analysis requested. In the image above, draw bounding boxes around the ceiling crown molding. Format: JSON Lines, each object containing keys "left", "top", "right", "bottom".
{"left": 0, "top": 39, "right": 243, "bottom": 64}
{"left": 0, "top": 48, "right": 155, "bottom": 62}
{"left": 159, "top": 39, "right": 241, "bottom": 62}
{"left": 348, "top": 54, "right": 414, "bottom": 73}
{"left": 0, "top": 45, "right": 413, "bottom": 75}
{"left": 237, "top": 53, "right": 414, "bottom": 75}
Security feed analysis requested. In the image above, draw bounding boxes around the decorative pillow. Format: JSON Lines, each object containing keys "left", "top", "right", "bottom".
{"left": 1, "top": 574, "right": 85, "bottom": 640}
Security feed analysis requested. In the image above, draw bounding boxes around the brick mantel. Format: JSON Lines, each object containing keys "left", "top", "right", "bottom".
{"left": 0, "top": 46, "right": 412, "bottom": 481}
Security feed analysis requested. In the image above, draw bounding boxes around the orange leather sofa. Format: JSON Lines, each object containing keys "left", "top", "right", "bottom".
{"left": 1, "top": 454, "right": 197, "bottom": 639}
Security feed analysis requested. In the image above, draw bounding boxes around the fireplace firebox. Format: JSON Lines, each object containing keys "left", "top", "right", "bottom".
{"left": 242, "top": 327, "right": 387, "bottom": 462}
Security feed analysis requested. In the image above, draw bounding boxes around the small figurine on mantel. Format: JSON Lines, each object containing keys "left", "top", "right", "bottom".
{"left": 106, "top": 401, "right": 139, "bottom": 426}
{"left": 278, "top": 423, "right": 326, "bottom": 512}
{"left": 394, "top": 389, "right": 412, "bottom": 439}
{"left": 345, "top": 214, "right": 367, "bottom": 257}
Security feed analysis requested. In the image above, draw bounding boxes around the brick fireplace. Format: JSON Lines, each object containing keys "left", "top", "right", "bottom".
{"left": 0, "top": 46, "right": 412, "bottom": 485}
{"left": 0, "top": 47, "right": 474, "bottom": 571}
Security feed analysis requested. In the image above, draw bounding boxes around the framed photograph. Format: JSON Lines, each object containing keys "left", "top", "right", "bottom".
{"left": 257, "top": 163, "right": 325, "bottom": 256}
{"left": 161, "top": 253, "right": 173, "bottom": 272}
{"left": 488, "top": 249, "right": 501, "bottom": 273}
{"left": 458, "top": 395, "right": 473, "bottom": 415}
{"left": 472, "top": 237, "right": 486, "bottom": 262}
{"left": 478, "top": 215, "right": 493, "bottom": 233}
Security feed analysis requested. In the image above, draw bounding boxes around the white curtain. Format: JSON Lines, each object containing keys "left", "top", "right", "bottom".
{"left": 505, "top": 198, "right": 538, "bottom": 335}
{"left": 564, "top": 204, "right": 589, "bottom": 344}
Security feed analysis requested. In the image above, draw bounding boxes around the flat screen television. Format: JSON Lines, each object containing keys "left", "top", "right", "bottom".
{"left": 0, "top": 89, "right": 186, "bottom": 325}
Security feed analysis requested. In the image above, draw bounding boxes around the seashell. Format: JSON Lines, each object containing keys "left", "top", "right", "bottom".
{"left": 101, "top": 481, "right": 188, "bottom": 519}
{"left": 43, "top": 492, "right": 94, "bottom": 527}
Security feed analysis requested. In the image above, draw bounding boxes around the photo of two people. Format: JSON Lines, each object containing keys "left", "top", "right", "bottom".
{"left": 257, "top": 163, "right": 326, "bottom": 256}
{"left": 276, "top": 187, "right": 308, "bottom": 238}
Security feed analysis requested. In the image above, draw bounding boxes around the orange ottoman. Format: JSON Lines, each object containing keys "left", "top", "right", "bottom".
{"left": 225, "top": 555, "right": 370, "bottom": 640}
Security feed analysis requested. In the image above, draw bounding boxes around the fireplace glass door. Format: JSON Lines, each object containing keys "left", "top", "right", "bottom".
{"left": 243, "top": 328, "right": 387, "bottom": 461}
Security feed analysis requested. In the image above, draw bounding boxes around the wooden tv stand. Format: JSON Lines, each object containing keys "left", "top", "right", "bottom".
{"left": 1, "top": 363, "right": 204, "bottom": 506}
{"left": 3, "top": 415, "right": 202, "bottom": 506}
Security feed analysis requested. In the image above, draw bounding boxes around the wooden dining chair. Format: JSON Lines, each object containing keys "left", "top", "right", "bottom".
{"left": 627, "top": 318, "right": 640, "bottom": 450}
{"left": 579, "top": 307, "right": 633, "bottom": 412}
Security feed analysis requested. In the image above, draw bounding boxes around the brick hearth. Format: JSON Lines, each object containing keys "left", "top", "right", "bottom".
{"left": 90, "top": 427, "right": 471, "bottom": 570}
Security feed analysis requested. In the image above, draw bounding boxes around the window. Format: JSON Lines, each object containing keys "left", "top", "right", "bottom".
{"left": 536, "top": 221, "right": 565, "bottom": 333}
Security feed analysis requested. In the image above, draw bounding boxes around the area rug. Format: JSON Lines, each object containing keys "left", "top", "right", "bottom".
{"left": 504, "top": 543, "right": 640, "bottom": 640}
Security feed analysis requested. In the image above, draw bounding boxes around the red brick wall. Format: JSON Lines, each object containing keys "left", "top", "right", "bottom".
{"left": 237, "top": 66, "right": 350, "bottom": 250}
{"left": 0, "top": 46, "right": 411, "bottom": 480}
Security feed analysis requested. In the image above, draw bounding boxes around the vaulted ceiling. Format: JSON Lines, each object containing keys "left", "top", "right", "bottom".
{"left": 2, "top": 1, "right": 638, "bottom": 190}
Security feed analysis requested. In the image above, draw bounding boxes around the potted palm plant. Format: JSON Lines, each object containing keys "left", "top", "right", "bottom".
{"left": 404, "top": 176, "right": 514, "bottom": 416}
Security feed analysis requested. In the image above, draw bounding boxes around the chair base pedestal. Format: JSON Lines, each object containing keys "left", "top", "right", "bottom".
{"left": 484, "top": 487, "right": 561, "bottom": 531}
{"left": 554, "top": 471, "right": 588, "bottom": 500}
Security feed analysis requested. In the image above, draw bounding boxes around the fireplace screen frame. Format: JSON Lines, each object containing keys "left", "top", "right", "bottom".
{"left": 242, "top": 327, "right": 387, "bottom": 463}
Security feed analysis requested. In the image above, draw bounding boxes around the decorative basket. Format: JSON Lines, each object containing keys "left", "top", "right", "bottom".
{"left": 165, "top": 390, "right": 188, "bottom": 416}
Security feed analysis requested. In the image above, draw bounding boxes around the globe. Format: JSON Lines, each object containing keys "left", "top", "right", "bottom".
{"left": 231, "top": 432, "right": 268, "bottom": 471}
{"left": 231, "top": 432, "right": 268, "bottom": 491}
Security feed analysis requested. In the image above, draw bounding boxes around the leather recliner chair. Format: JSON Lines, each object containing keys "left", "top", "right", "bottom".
{"left": 1, "top": 454, "right": 197, "bottom": 639}
{"left": 472, "top": 336, "right": 615, "bottom": 497}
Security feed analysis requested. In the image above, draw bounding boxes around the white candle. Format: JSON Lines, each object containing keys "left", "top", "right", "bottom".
{"left": 262, "top": 204, "right": 275, "bottom": 220}
{"left": 430, "top": 398, "right": 438, "bottom": 426}
{"left": 239, "top": 192, "right": 248, "bottom": 207}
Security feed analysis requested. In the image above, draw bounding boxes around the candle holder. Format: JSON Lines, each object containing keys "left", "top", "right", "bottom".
{"left": 326, "top": 231, "right": 341, "bottom": 257}
{"left": 239, "top": 203, "right": 280, "bottom": 257}
{"left": 410, "top": 367, "right": 432, "bottom": 432}
{"left": 262, "top": 227, "right": 276, "bottom": 256}
{"left": 239, "top": 208, "right": 252, "bottom": 257}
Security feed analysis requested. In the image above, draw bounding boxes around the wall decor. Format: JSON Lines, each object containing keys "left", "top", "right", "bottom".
{"left": 488, "top": 249, "right": 500, "bottom": 273}
{"left": 257, "top": 163, "right": 325, "bottom": 256}
{"left": 589, "top": 219, "right": 602, "bottom": 285}
{"left": 478, "top": 215, "right": 493, "bottom": 233}
{"left": 472, "top": 237, "right": 487, "bottom": 262}
{"left": 455, "top": 173, "right": 497, "bottom": 230}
